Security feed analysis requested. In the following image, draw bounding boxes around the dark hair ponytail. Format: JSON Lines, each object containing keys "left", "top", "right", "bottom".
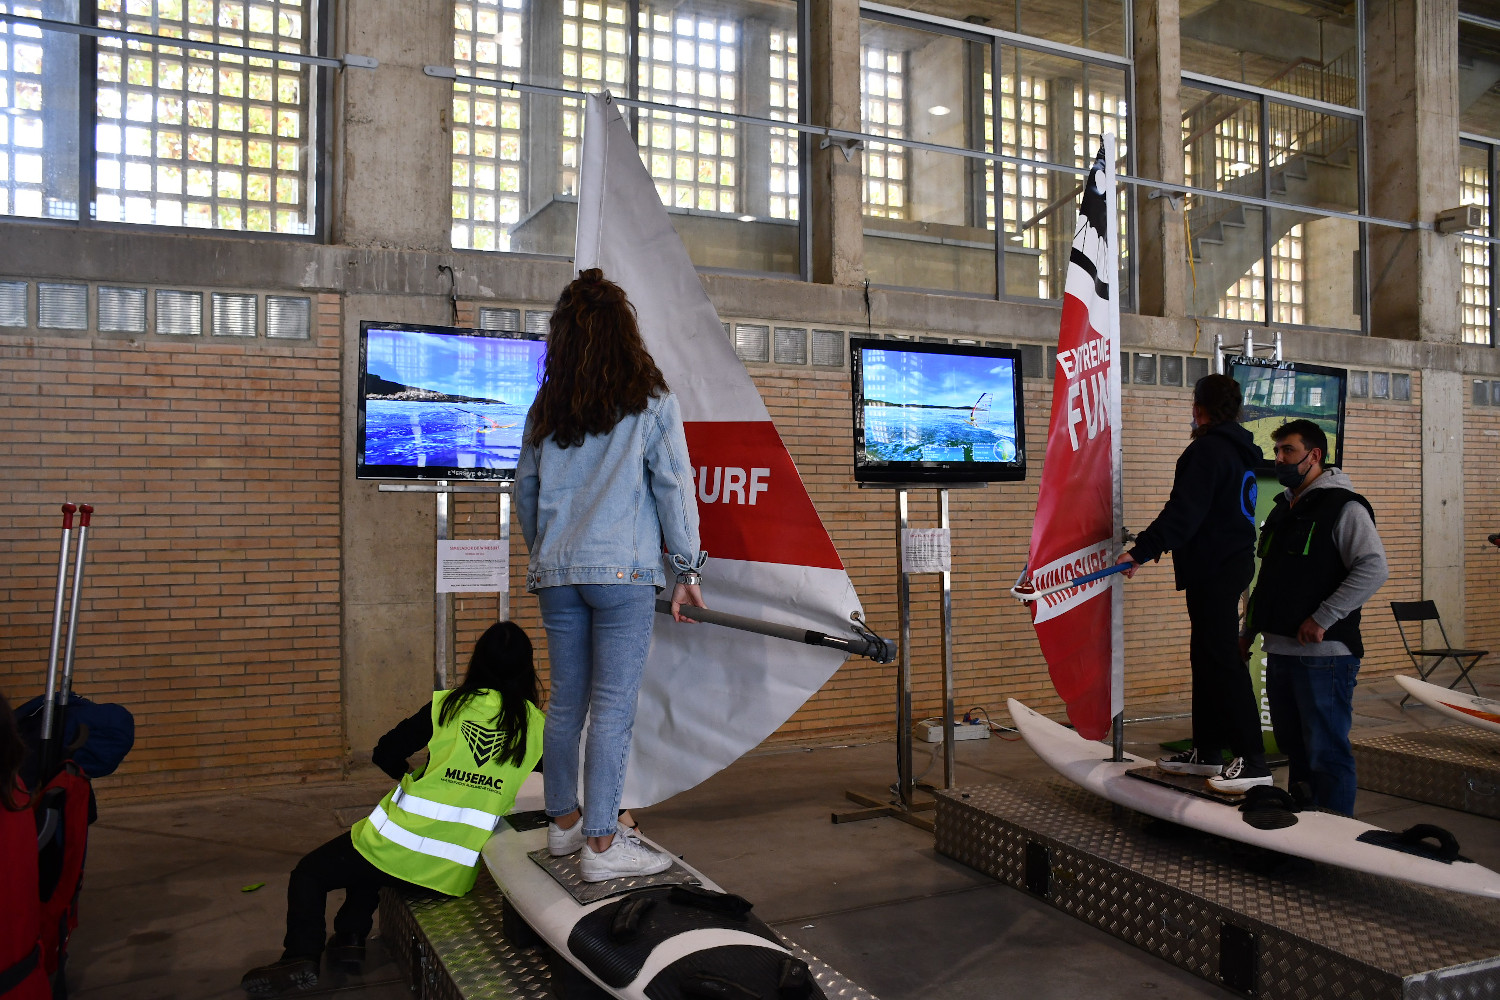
{"left": 438, "top": 621, "right": 539, "bottom": 768}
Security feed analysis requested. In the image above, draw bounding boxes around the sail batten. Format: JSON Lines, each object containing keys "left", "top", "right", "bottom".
{"left": 1025, "top": 136, "right": 1123, "bottom": 740}
{"left": 575, "top": 93, "right": 864, "bottom": 807}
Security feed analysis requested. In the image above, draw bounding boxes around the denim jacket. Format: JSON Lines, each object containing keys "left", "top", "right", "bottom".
{"left": 515, "top": 391, "right": 703, "bottom": 591}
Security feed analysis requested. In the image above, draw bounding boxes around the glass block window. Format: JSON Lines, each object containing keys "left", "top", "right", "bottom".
{"left": 478, "top": 306, "right": 520, "bottom": 331}
{"left": 451, "top": 0, "right": 525, "bottom": 250}
{"left": 559, "top": 0, "right": 628, "bottom": 197}
{"left": 93, "top": 0, "right": 316, "bottom": 232}
{"left": 37, "top": 282, "right": 87, "bottom": 329}
{"left": 767, "top": 26, "right": 798, "bottom": 221}
{"left": 772, "top": 325, "right": 806, "bottom": 365}
{"left": 1, "top": 3, "right": 53, "bottom": 219}
{"left": 0, "top": 281, "right": 28, "bottom": 326}
{"left": 636, "top": 8, "right": 740, "bottom": 214}
{"left": 987, "top": 69, "right": 1050, "bottom": 296}
{"left": 212, "top": 291, "right": 256, "bottom": 336}
{"left": 860, "top": 44, "right": 906, "bottom": 219}
{"left": 734, "top": 322, "right": 769, "bottom": 362}
{"left": 1220, "top": 227, "right": 1303, "bottom": 323}
{"left": 1460, "top": 147, "right": 1492, "bottom": 346}
{"left": 811, "top": 328, "right": 842, "bottom": 367}
{"left": 156, "top": 288, "right": 202, "bottom": 335}
{"left": 99, "top": 286, "right": 147, "bottom": 332}
{"left": 266, "top": 294, "right": 309, "bottom": 337}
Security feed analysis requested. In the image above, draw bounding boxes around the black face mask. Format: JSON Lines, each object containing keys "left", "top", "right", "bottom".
{"left": 1274, "top": 455, "right": 1309, "bottom": 489}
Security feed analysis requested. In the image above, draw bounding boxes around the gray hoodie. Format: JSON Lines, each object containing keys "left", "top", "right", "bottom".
{"left": 1258, "top": 467, "right": 1390, "bottom": 658}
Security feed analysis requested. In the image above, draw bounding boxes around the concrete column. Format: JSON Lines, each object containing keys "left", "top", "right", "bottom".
{"left": 332, "top": 0, "right": 454, "bottom": 249}
{"left": 1366, "top": 0, "right": 1461, "bottom": 342}
{"left": 807, "top": 0, "right": 865, "bottom": 285}
{"left": 1132, "top": 0, "right": 1187, "bottom": 317}
{"left": 523, "top": 2, "right": 563, "bottom": 218}
{"left": 743, "top": 18, "right": 773, "bottom": 219}
{"left": 1366, "top": 0, "right": 1464, "bottom": 641}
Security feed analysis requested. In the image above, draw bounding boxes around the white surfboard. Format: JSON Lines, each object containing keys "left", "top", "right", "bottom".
{"left": 1008, "top": 699, "right": 1500, "bottom": 899}
{"left": 1394, "top": 675, "right": 1500, "bottom": 736}
{"left": 485, "top": 775, "right": 825, "bottom": 1000}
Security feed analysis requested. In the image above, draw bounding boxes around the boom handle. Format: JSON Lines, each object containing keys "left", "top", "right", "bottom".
{"left": 654, "top": 600, "right": 895, "bottom": 662}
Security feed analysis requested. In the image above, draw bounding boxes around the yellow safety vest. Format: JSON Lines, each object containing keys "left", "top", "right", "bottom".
{"left": 351, "top": 689, "right": 544, "bottom": 895}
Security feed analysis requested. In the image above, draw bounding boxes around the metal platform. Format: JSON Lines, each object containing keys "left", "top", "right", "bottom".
{"left": 935, "top": 780, "right": 1500, "bottom": 1000}
{"left": 1353, "top": 725, "right": 1500, "bottom": 819}
{"left": 378, "top": 866, "right": 879, "bottom": 1000}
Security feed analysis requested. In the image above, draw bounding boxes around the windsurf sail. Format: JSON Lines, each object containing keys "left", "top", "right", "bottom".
{"left": 968, "top": 392, "right": 992, "bottom": 426}
{"left": 1022, "top": 136, "right": 1123, "bottom": 741}
{"left": 575, "top": 92, "right": 866, "bottom": 807}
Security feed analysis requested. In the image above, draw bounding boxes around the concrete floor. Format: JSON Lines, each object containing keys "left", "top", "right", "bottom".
{"left": 67, "top": 666, "right": 1500, "bottom": 1000}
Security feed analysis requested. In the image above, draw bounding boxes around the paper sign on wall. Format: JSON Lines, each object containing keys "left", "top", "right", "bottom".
{"left": 436, "top": 540, "right": 507, "bottom": 593}
{"left": 900, "top": 528, "right": 952, "bottom": 574}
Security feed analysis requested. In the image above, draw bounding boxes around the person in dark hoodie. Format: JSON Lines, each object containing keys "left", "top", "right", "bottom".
{"left": 1115, "top": 373, "right": 1270, "bottom": 792}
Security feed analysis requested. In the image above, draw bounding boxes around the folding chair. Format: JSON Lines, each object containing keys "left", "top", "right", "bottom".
{"left": 1390, "top": 601, "right": 1488, "bottom": 706}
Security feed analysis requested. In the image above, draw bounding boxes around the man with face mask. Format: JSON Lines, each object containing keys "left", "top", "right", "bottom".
{"left": 1116, "top": 374, "right": 1269, "bottom": 793}
{"left": 1233, "top": 418, "right": 1388, "bottom": 814}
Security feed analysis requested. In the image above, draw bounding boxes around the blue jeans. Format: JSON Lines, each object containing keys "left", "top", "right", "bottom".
{"left": 538, "top": 584, "right": 657, "bottom": 837}
{"left": 1266, "top": 653, "right": 1360, "bottom": 815}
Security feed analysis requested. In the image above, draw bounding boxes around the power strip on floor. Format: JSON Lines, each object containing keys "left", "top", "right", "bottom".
{"left": 917, "top": 720, "right": 990, "bottom": 743}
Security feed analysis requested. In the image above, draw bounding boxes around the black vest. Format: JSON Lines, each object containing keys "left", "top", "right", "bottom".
{"left": 1248, "top": 486, "right": 1375, "bottom": 657}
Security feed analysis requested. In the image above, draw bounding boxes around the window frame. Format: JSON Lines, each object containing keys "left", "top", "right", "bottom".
{"left": 859, "top": 2, "right": 1136, "bottom": 309}
{"left": 0, "top": 0, "right": 334, "bottom": 240}
{"left": 1460, "top": 133, "right": 1498, "bottom": 348}
{"left": 1180, "top": 73, "right": 1368, "bottom": 335}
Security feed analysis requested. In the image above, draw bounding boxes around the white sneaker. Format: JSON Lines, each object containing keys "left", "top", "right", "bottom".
{"left": 547, "top": 819, "right": 585, "bottom": 857}
{"left": 579, "top": 828, "right": 672, "bottom": 882}
{"left": 1156, "top": 748, "right": 1222, "bottom": 776}
{"left": 1205, "top": 756, "right": 1274, "bottom": 795}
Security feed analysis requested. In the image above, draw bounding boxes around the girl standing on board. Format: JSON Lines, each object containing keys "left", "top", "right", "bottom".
{"left": 516, "top": 268, "right": 706, "bottom": 883}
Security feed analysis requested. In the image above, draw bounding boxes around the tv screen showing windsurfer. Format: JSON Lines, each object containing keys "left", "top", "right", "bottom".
{"left": 850, "top": 338, "right": 1026, "bottom": 484}
{"left": 1115, "top": 373, "right": 1273, "bottom": 794}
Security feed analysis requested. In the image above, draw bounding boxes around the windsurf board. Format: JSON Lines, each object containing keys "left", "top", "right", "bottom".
{"left": 1394, "top": 675, "right": 1500, "bottom": 736}
{"left": 1008, "top": 698, "right": 1500, "bottom": 899}
{"left": 484, "top": 775, "right": 827, "bottom": 1000}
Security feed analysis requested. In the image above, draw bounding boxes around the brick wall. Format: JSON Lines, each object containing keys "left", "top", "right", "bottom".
{"left": 0, "top": 282, "right": 1440, "bottom": 796}
{"left": 1465, "top": 397, "right": 1500, "bottom": 657}
{"left": 0, "top": 293, "right": 344, "bottom": 795}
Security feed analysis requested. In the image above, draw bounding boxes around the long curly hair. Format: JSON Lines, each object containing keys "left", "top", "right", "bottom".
{"left": 526, "top": 269, "right": 668, "bottom": 449}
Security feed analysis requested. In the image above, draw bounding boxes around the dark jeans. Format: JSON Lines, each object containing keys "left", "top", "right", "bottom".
{"left": 1266, "top": 653, "right": 1360, "bottom": 815}
{"left": 282, "top": 831, "right": 422, "bottom": 961}
{"left": 1184, "top": 579, "right": 1263, "bottom": 762}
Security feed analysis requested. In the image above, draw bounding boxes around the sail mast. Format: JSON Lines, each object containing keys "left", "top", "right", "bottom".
{"left": 1102, "top": 134, "right": 1126, "bottom": 761}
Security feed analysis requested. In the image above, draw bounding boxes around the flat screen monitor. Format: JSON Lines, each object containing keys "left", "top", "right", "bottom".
{"left": 851, "top": 337, "right": 1026, "bottom": 485}
{"left": 356, "top": 322, "right": 547, "bottom": 481}
{"left": 1226, "top": 355, "right": 1347, "bottom": 471}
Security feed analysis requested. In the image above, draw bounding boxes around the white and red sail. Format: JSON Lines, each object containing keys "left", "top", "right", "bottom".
{"left": 1025, "top": 137, "right": 1123, "bottom": 741}
{"left": 576, "top": 93, "right": 863, "bottom": 806}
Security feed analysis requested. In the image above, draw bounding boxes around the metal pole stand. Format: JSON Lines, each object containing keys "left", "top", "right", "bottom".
{"left": 379, "top": 481, "right": 513, "bottom": 690}
{"left": 834, "top": 484, "right": 979, "bottom": 832}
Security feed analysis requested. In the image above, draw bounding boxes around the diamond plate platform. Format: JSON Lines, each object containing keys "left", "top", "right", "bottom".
{"left": 935, "top": 780, "right": 1500, "bottom": 1000}
{"left": 1354, "top": 725, "right": 1500, "bottom": 819}
{"left": 379, "top": 865, "right": 879, "bottom": 999}
{"left": 380, "top": 868, "right": 551, "bottom": 1000}
{"left": 527, "top": 846, "right": 701, "bottom": 904}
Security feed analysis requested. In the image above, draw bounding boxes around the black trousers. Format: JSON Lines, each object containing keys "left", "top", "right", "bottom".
{"left": 282, "top": 831, "right": 423, "bottom": 961}
{"left": 1184, "top": 577, "right": 1263, "bottom": 762}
